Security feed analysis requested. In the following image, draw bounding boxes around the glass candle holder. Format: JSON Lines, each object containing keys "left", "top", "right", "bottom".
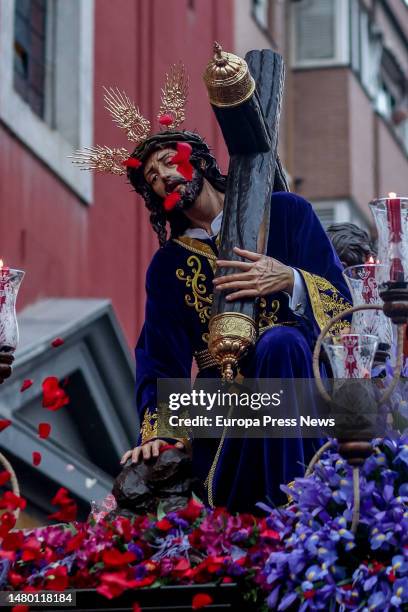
{"left": 369, "top": 195, "right": 408, "bottom": 285}
{"left": 323, "top": 333, "right": 378, "bottom": 379}
{"left": 343, "top": 263, "right": 393, "bottom": 352}
{"left": 0, "top": 266, "right": 25, "bottom": 353}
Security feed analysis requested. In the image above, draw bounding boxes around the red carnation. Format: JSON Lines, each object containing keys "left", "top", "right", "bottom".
{"left": 0, "top": 511, "right": 16, "bottom": 537}
{"left": 51, "top": 337, "right": 64, "bottom": 348}
{"left": 0, "top": 419, "right": 11, "bottom": 432}
{"left": 20, "top": 379, "right": 33, "bottom": 392}
{"left": 8, "top": 571, "right": 25, "bottom": 588}
{"left": 45, "top": 565, "right": 68, "bottom": 591}
{"left": 0, "top": 470, "right": 10, "bottom": 486}
{"left": 51, "top": 487, "right": 71, "bottom": 506}
{"left": 158, "top": 113, "right": 173, "bottom": 127}
{"left": 192, "top": 593, "right": 214, "bottom": 609}
{"left": 163, "top": 191, "right": 181, "bottom": 212}
{"left": 2, "top": 530, "right": 24, "bottom": 551}
{"left": 32, "top": 451, "right": 42, "bottom": 466}
{"left": 38, "top": 423, "right": 51, "bottom": 439}
{"left": 21, "top": 537, "right": 42, "bottom": 562}
{"left": 102, "top": 548, "right": 136, "bottom": 567}
{"left": 178, "top": 497, "right": 204, "bottom": 522}
{"left": 155, "top": 518, "right": 173, "bottom": 531}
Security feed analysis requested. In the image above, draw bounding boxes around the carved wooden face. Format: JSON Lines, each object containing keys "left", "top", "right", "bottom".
{"left": 143, "top": 146, "right": 204, "bottom": 211}
{"left": 143, "top": 147, "right": 185, "bottom": 199}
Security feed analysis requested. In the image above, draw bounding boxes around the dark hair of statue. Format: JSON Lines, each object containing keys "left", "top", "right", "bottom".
{"left": 326, "top": 222, "right": 376, "bottom": 268}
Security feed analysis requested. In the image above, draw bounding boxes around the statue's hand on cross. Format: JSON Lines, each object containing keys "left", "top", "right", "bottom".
{"left": 213, "top": 246, "right": 294, "bottom": 302}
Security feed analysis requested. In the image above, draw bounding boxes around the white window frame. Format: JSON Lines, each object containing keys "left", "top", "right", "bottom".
{"left": 291, "top": 0, "right": 350, "bottom": 69}
{"left": 0, "top": 0, "right": 94, "bottom": 204}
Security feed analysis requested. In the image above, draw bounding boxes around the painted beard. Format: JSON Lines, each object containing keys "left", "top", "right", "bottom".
{"left": 163, "top": 169, "right": 204, "bottom": 211}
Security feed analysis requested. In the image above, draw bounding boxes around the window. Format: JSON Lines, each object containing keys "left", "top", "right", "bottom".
{"left": 252, "top": 0, "right": 269, "bottom": 30}
{"left": 376, "top": 47, "right": 408, "bottom": 154}
{"left": 0, "top": 0, "right": 94, "bottom": 203}
{"left": 14, "top": 0, "right": 47, "bottom": 118}
{"left": 291, "top": 0, "right": 350, "bottom": 68}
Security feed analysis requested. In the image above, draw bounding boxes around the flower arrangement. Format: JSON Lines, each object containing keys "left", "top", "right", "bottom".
{"left": 0, "top": 496, "right": 280, "bottom": 609}
{"left": 260, "top": 433, "right": 408, "bottom": 611}
{"left": 1, "top": 432, "right": 408, "bottom": 611}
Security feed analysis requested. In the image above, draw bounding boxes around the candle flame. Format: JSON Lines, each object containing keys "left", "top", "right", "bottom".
{"left": 0, "top": 259, "right": 3, "bottom": 270}
{"left": 367, "top": 255, "right": 375, "bottom": 264}
{"left": 389, "top": 192, "right": 397, "bottom": 199}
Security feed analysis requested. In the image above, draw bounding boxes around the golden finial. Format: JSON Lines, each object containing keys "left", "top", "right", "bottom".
{"left": 103, "top": 87, "right": 151, "bottom": 145}
{"left": 157, "top": 64, "right": 189, "bottom": 129}
{"left": 70, "top": 145, "right": 129, "bottom": 176}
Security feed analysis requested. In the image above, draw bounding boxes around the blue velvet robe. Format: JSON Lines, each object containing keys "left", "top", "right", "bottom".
{"left": 135, "top": 192, "right": 351, "bottom": 512}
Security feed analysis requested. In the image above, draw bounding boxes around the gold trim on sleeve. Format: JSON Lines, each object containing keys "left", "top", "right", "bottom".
{"left": 298, "top": 270, "right": 350, "bottom": 334}
{"left": 140, "top": 409, "right": 158, "bottom": 444}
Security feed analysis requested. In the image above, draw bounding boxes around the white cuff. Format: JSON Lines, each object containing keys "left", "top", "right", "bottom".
{"left": 288, "top": 268, "right": 306, "bottom": 315}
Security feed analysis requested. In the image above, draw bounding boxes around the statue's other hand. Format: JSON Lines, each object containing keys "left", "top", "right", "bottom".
{"left": 0, "top": 352, "right": 14, "bottom": 384}
{"left": 120, "top": 439, "right": 185, "bottom": 464}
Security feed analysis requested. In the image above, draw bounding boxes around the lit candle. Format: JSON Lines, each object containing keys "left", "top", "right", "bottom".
{"left": 386, "top": 192, "right": 404, "bottom": 282}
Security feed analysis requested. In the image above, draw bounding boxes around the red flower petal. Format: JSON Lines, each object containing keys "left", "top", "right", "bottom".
{"left": 32, "top": 451, "right": 42, "bottom": 466}
{"left": 192, "top": 593, "right": 214, "bottom": 609}
{"left": 177, "top": 161, "right": 194, "bottom": 181}
{"left": 12, "top": 606, "right": 29, "bottom": 612}
{"left": 122, "top": 158, "right": 142, "bottom": 169}
{"left": 48, "top": 502, "right": 77, "bottom": 522}
{"left": 158, "top": 113, "right": 173, "bottom": 127}
{"left": 51, "top": 487, "right": 71, "bottom": 506}
{"left": 0, "top": 470, "right": 11, "bottom": 486}
{"left": 20, "top": 379, "right": 33, "bottom": 392}
{"left": 42, "top": 377, "right": 69, "bottom": 411}
{"left": 163, "top": 191, "right": 181, "bottom": 212}
{"left": 66, "top": 530, "right": 86, "bottom": 552}
{"left": 38, "top": 423, "right": 51, "bottom": 439}
{"left": 0, "top": 491, "right": 27, "bottom": 510}
{"left": 102, "top": 548, "right": 136, "bottom": 567}
{"left": 170, "top": 143, "right": 194, "bottom": 181}
{"left": 0, "top": 419, "right": 11, "bottom": 432}
{"left": 171, "top": 142, "right": 192, "bottom": 163}
{"left": 51, "top": 337, "right": 64, "bottom": 347}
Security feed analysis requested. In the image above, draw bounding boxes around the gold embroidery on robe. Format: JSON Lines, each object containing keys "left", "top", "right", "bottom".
{"left": 258, "top": 297, "right": 280, "bottom": 332}
{"left": 140, "top": 409, "right": 158, "bottom": 444}
{"left": 176, "top": 255, "right": 213, "bottom": 324}
{"left": 298, "top": 270, "right": 350, "bottom": 334}
{"left": 173, "top": 236, "right": 217, "bottom": 273}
